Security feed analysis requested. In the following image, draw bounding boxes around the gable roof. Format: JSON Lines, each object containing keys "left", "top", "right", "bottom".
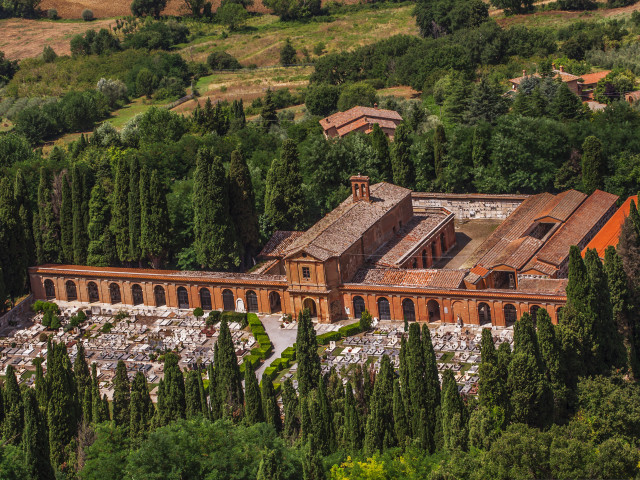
{"left": 348, "top": 267, "right": 467, "bottom": 289}
{"left": 582, "top": 195, "right": 638, "bottom": 259}
{"left": 579, "top": 70, "right": 611, "bottom": 85}
{"left": 259, "top": 231, "right": 305, "bottom": 258}
{"left": 284, "top": 182, "right": 412, "bottom": 261}
{"left": 320, "top": 106, "right": 403, "bottom": 137}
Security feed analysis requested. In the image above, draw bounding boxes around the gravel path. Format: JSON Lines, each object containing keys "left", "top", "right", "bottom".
{"left": 254, "top": 315, "right": 298, "bottom": 378}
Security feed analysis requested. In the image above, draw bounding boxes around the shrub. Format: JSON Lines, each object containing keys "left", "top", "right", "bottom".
{"left": 47, "top": 8, "right": 58, "bottom": 19}
{"left": 206, "top": 310, "right": 221, "bottom": 326}
{"left": 263, "top": 366, "right": 278, "bottom": 381}
{"left": 337, "top": 82, "right": 377, "bottom": 111}
{"left": 239, "top": 354, "right": 261, "bottom": 372}
{"left": 280, "top": 38, "right": 297, "bottom": 65}
{"left": 124, "top": 21, "right": 190, "bottom": 50}
{"left": 38, "top": 332, "right": 48, "bottom": 342}
{"left": 256, "top": 334, "right": 271, "bottom": 346}
{"left": 82, "top": 9, "right": 94, "bottom": 21}
{"left": 221, "top": 311, "right": 248, "bottom": 327}
{"left": 251, "top": 325, "right": 266, "bottom": 336}
{"left": 305, "top": 83, "right": 340, "bottom": 116}
{"left": 247, "top": 313, "right": 262, "bottom": 326}
{"left": 42, "top": 46, "right": 57, "bottom": 63}
{"left": 97, "top": 78, "right": 128, "bottom": 108}
{"left": 338, "top": 321, "right": 362, "bottom": 337}
{"left": 270, "top": 357, "right": 290, "bottom": 370}
{"left": 193, "top": 307, "right": 204, "bottom": 319}
{"left": 316, "top": 331, "right": 341, "bottom": 345}
{"left": 281, "top": 346, "right": 296, "bottom": 360}
{"left": 216, "top": 2, "right": 249, "bottom": 31}
{"left": 251, "top": 344, "right": 273, "bottom": 359}
{"left": 206, "top": 51, "right": 241, "bottom": 71}
{"left": 360, "top": 310, "right": 372, "bottom": 331}
{"left": 101, "top": 322, "right": 114, "bottom": 333}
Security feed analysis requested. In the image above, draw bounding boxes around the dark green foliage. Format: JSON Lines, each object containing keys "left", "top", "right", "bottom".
{"left": 370, "top": 123, "right": 392, "bottom": 182}
{"left": 13, "top": 169, "right": 36, "bottom": 269}
{"left": 415, "top": 0, "right": 488, "bottom": 38}
{"left": 22, "top": 388, "right": 54, "bottom": 480}
{"left": 214, "top": 319, "right": 244, "bottom": 418}
{"left": 433, "top": 124, "right": 446, "bottom": 179}
{"left": 112, "top": 156, "right": 130, "bottom": 263}
{"left": 465, "top": 78, "right": 509, "bottom": 125}
{"left": 87, "top": 182, "right": 115, "bottom": 267}
{"left": 337, "top": 82, "right": 377, "bottom": 111}
{"left": 193, "top": 148, "right": 241, "bottom": 270}
{"left": 91, "top": 363, "right": 108, "bottom": 424}
{"left": 261, "top": 374, "right": 282, "bottom": 432}
{"left": 0, "top": 51, "right": 19, "bottom": 82}
{"left": 537, "top": 309, "right": 570, "bottom": 421}
{"left": 490, "top": 0, "right": 533, "bottom": 15}
{"left": 264, "top": 139, "right": 305, "bottom": 232}
{"left": 113, "top": 360, "right": 131, "bottom": 428}
{"left": 140, "top": 169, "right": 170, "bottom": 268}
{"left": 185, "top": 370, "right": 203, "bottom": 419}
{"left": 581, "top": 135, "right": 605, "bottom": 194}
{"left": 244, "top": 360, "right": 263, "bottom": 424}
{"left": 280, "top": 38, "right": 297, "bottom": 65}
{"left": 282, "top": 378, "right": 299, "bottom": 440}
{"left": 72, "top": 164, "right": 89, "bottom": 265}
{"left": 59, "top": 176, "right": 73, "bottom": 264}
{"left": 125, "top": 20, "right": 188, "bottom": 50}
{"left": 305, "top": 84, "right": 340, "bottom": 116}
{"left": 441, "top": 370, "right": 468, "bottom": 451}
{"left": 130, "top": 0, "right": 168, "bottom": 16}
{"left": 261, "top": 89, "right": 278, "bottom": 128}
{"left": 391, "top": 123, "right": 413, "bottom": 188}
{"left": 228, "top": 150, "right": 259, "bottom": 264}
{"left": 128, "top": 157, "right": 142, "bottom": 263}
{"left": 263, "top": 0, "right": 321, "bottom": 20}
{"left": 3, "top": 365, "right": 23, "bottom": 445}
{"left": 295, "top": 309, "right": 321, "bottom": 396}
{"left": 0, "top": 177, "right": 27, "bottom": 303}
{"left": 74, "top": 342, "right": 91, "bottom": 422}
{"left": 206, "top": 51, "right": 241, "bottom": 71}
{"left": 392, "top": 380, "right": 408, "bottom": 448}
{"left": 365, "top": 355, "right": 395, "bottom": 454}
{"left": 36, "top": 168, "right": 60, "bottom": 265}
{"left": 160, "top": 353, "right": 186, "bottom": 425}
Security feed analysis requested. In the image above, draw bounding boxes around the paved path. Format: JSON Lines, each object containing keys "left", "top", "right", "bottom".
{"left": 255, "top": 315, "right": 298, "bottom": 378}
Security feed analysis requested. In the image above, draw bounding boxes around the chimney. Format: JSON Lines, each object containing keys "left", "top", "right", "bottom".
{"left": 552, "top": 63, "right": 556, "bottom": 70}
{"left": 522, "top": 69, "right": 526, "bottom": 77}
{"left": 374, "top": 102, "right": 378, "bottom": 109}
{"left": 559, "top": 65, "right": 564, "bottom": 73}
{"left": 350, "top": 174, "right": 371, "bottom": 203}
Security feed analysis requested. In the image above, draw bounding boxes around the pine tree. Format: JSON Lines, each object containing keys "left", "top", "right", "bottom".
{"left": 537, "top": 309, "right": 569, "bottom": 422}
{"left": 228, "top": 149, "right": 259, "bottom": 266}
{"left": 296, "top": 309, "right": 321, "bottom": 396}
{"left": 34, "top": 358, "right": 48, "bottom": 411}
{"left": 261, "top": 374, "right": 282, "bottom": 432}
{"left": 91, "top": 363, "right": 106, "bottom": 424}
{"left": 112, "top": 156, "right": 130, "bottom": 263}
{"left": 71, "top": 164, "right": 88, "bottom": 265}
{"left": 370, "top": 123, "right": 392, "bottom": 182}
{"left": 60, "top": 175, "right": 73, "bottom": 264}
{"left": 215, "top": 319, "right": 244, "bottom": 418}
{"left": 257, "top": 448, "right": 283, "bottom": 480}
{"left": 207, "top": 362, "right": 219, "bottom": 421}
{"left": 244, "top": 360, "right": 263, "bottom": 424}
{"left": 392, "top": 379, "right": 408, "bottom": 448}
{"left": 581, "top": 135, "right": 605, "bottom": 194}
{"left": 22, "top": 388, "right": 54, "bottom": 480}
{"left": 391, "top": 123, "right": 414, "bottom": 188}
{"left": 37, "top": 167, "right": 60, "bottom": 264}
{"left": 140, "top": 169, "right": 169, "bottom": 268}
{"left": 0, "top": 176, "right": 27, "bottom": 303}
{"left": 261, "top": 88, "right": 278, "bottom": 129}
{"left": 113, "top": 360, "right": 131, "bottom": 428}
{"left": 193, "top": 148, "right": 241, "bottom": 270}
{"left": 264, "top": 140, "right": 305, "bottom": 232}
{"left": 87, "top": 182, "right": 114, "bottom": 267}
{"left": 433, "top": 124, "right": 446, "bottom": 179}
{"left": 343, "top": 382, "right": 362, "bottom": 451}
{"left": 551, "top": 82, "right": 584, "bottom": 121}
{"left": 185, "top": 370, "right": 203, "bottom": 419}
{"left": 464, "top": 77, "right": 508, "bottom": 125}
{"left": 73, "top": 342, "right": 91, "bottom": 422}
{"left": 14, "top": 169, "right": 36, "bottom": 268}
{"left": 230, "top": 99, "right": 246, "bottom": 131}
{"left": 441, "top": 369, "right": 468, "bottom": 451}
{"left": 471, "top": 123, "right": 491, "bottom": 168}
{"left": 282, "top": 377, "right": 299, "bottom": 440}
{"left": 3, "top": 365, "right": 23, "bottom": 444}
{"left": 128, "top": 157, "right": 142, "bottom": 264}
{"left": 129, "top": 371, "right": 154, "bottom": 443}
{"left": 364, "top": 355, "right": 395, "bottom": 454}
{"left": 161, "top": 353, "right": 186, "bottom": 424}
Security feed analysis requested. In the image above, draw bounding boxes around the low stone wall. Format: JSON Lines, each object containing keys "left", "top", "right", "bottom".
{"left": 412, "top": 193, "right": 529, "bottom": 220}
{"left": 0, "top": 294, "right": 34, "bottom": 327}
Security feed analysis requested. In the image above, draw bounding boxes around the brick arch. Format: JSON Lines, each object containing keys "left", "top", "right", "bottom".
{"left": 451, "top": 300, "right": 468, "bottom": 324}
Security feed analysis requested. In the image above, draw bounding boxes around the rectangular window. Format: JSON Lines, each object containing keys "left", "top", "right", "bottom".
{"left": 302, "top": 266, "right": 311, "bottom": 279}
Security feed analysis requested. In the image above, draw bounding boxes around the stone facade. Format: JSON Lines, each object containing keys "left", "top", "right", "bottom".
{"left": 412, "top": 193, "right": 528, "bottom": 220}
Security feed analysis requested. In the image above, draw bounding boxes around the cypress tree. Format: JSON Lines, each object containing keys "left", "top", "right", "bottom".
{"left": 257, "top": 448, "right": 283, "bottom": 480}
{"left": 300, "top": 395, "right": 311, "bottom": 443}
{"left": 343, "top": 382, "right": 362, "bottom": 451}
{"left": 282, "top": 377, "right": 299, "bottom": 440}
{"left": 3, "top": 365, "right": 23, "bottom": 444}
{"left": 230, "top": 99, "right": 246, "bottom": 131}
{"left": 370, "top": 123, "right": 392, "bottom": 182}
{"left": 207, "top": 362, "right": 219, "bottom": 421}
{"left": 87, "top": 182, "right": 114, "bottom": 267}
{"left": 244, "top": 360, "right": 263, "bottom": 424}
{"left": 140, "top": 169, "right": 169, "bottom": 268}
{"left": 112, "top": 156, "right": 130, "bottom": 263}
{"left": 315, "top": 375, "right": 334, "bottom": 454}
{"left": 581, "top": 136, "right": 605, "bottom": 194}
{"left": 161, "top": 353, "right": 186, "bottom": 424}
{"left": 185, "top": 370, "right": 203, "bottom": 419}
{"left": 14, "top": 169, "right": 36, "bottom": 268}
{"left": 91, "top": 363, "right": 106, "bottom": 424}
{"left": 22, "top": 388, "right": 54, "bottom": 480}
{"left": 403, "top": 323, "right": 428, "bottom": 445}
{"left": 264, "top": 139, "right": 305, "bottom": 232}
{"left": 197, "top": 368, "right": 208, "bottom": 418}
{"left": 471, "top": 122, "right": 491, "bottom": 168}
{"left": 193, "top": 148, "right": 241, "bottom": 270}
{"left": 391, "top": 122, "right": 413, "bottom": 188}
{"left": 423, "top": 324, "right": 441, "bottom": 439}
{"left": 153, "top": 379, "right": 165, "bottom": 429}
{"left": 34, "top": 358, "right": 48, "bottom": 412}
{"left": 364, "top": 355, "right": 395, "bottom": 454}
{"left": 60, "top": 175, "right": 73, "bottom": 264}
{"left": 478, "top": 329, "right": 509, "bottom": 428}
{"left": 228, "top": 149, "right": 259, "bottom": 266}
{"left": 73, "top": 342, "right": 91, "bottom": 422}
{"left": 260, "top": 88, "right": 278, "bottom": 129}
{"left": 37, "top": 167, "right": 60, "bottom": 264}
{"left": 303, "top": 435, "right": 325, "bottom": 480}
{"left": 0, "top": 176, "right": 27, "bottom": 303}
{"left": 71, "top": 164, "right": 87, "bottom": 265}
{"left": 296, "top": 309, "right": 321, "bottom": 396}
{"left": 112, "top": 360, "right": 131, "bottom": 428}
{"left": 261, "top": 374, "right": 282, "bottom": 432}
{"left": 551, "top": 82, "right": 584, "bottom": 120}
{"left": 128, "top": 157, "right": 141, "bottom": 264}
{"left": 433, "top": 124, "right": 447, "bottom": 179}
{"left": 101, "top": 394, "right": 110, "bottom": 422}
{"left": 129, "top": 371, "right": 154, "bottom": 443}
{"left": 392, "top": 379, "right": 408, "bottom": 448}
{"left": 537, "top": 309, "right": 569, "bottom": 422}
{"left": 215, "top": 319, "right": 244, "bottom": 418}
{"left": 441, "top": 369, "right": 468, "bottom": 451}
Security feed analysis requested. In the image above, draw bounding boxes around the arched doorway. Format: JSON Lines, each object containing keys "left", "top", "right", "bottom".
{"left": 478, "top": 302, "right": 491, "bottom": 325}
{"left": 87, "top": 282, "right": 99, "bottom": 303}
{"left": 222, "top": 289, "right": 234, "bottom": 311}
{"left": 530, "top": 305, "right": 540, "bottom": 325}
{"left": 402, "top": 299, "right": 415, "bottom": 322}
{"left": 504, "top": 304, "right": 517, "bottom": 325}
{"left": 44, "top": 279, "right": 56, "bottom": 299}
{"left": 177, "top": 287, "right": 189, "bottom": 309}
{"left": 154, "top": 286, "right": 166, "bottom": 307}
{"left": 246, "top": 291, "right": 258, "bottom": 313}
{"left": 269, "top": 292, "right": 282, "bottom": 313}
{"left": 66, "top": 281, "right": 78, "bottom": 301}
{"left": 303, "top": 298, "right": 317, "bottom": 318}
{"left": 132, "top": 284, "right": 144, "bottom": 306}
{"left": 422, "top": 249, "right": 428, "bottom": 268}
{"left": 377, "top": 297, "right": 391, "bottom": 321}
{"left": 236, "top": 298, "right": 245, "bottom": 312}
{"left": 200, "top": 288, "right": 212, "bottom": 310}
{"left": 353, "top": 296, "right": 365, "bottom": 319}
{"left": 427, "top": 300, "right": 441, "bottom": 322}
{"left": 109, "top": 283, "right": 121, "bottom": 304}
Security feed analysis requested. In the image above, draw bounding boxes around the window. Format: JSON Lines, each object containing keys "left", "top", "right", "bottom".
{"left": 353, "top": 296, "right": 365, "bottom": 319}
{"left": 87, "top": 282, "right": 99, "bottom": 303}
{"left": 154, "top": 286, "right": 166, "bottom": 307}
{"left": 377, "top": 297, "right": 391, "bottom": 320}
{"left": 302, "top": 266, "right": 311, "bottom": 279}
{"left": 177, "top": 287, "right": 189, "bottom": 309}
{"left": 66, "top": 281, "right": 78, "bottom": 301}
{"left": 44, "top": 279, "right": 56, "bottom": 299}
{"left": 246, "top": 291, "right": 258, "bottom": 313}
{"left": 109, "top": 283, "right": 121, "bottom": 304}
{"left": 200, "top": 288, "right": 212, "bottom": 310}
{"left": 222, "top": 289, "right": 234, "bottom": 311}
{"left": 132, "top": 285, "right": 144, "bottom": 305}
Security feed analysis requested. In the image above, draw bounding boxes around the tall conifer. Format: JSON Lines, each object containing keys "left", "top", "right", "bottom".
{"left": 161, "top": 353, "right": 186, "bottom": 424}
{"left": 536, "top": 309, "right": 569, "bottom": 421}
{"left": 244, "top": 360, "right": 263, "bottom": 424}
{"left": 261, "top": 374, "right": 282, "bottom": 432}
{"left": 128, "top": 157, "right": 141, "bottom": 264}
{"left": 282, "top": 378, "right": 299, "bottom": 440}
{"left": 71, "top": 164, "right": 88, "bottom": 265}
{"left": 37, "top": 167, "right": 60, "bottom": 264}
{"left": 60, "top": 175, "right": 73, "bottom": 264}
{"left": 14, "top": 169, "right": 36, "bottom": 268}
{"left": 3, "top": 365, "right": 23, "bottom": 444}
{"left": 364, "top": 355, "right": 395, "bottom": 454}
{"left": 22, "top": 388, "right": 54, "bottom": 480}
{"left": 140, "top": 170, "right": 169, "bottom": 268}
{"left": 112, "top": 156, "right": 130, "bottom": 263}
{"left": 185, "top": 370, "right": 202, "bottom": 419}
{"left": 228, "top": 149, "right": 259, "bottom": 266}
{"left": 392, "top": 380, "right": 408, "bottom": 448}
{"left": 296, "top": 309, "right": 321, "bottom": 396}
{"left": 370, "top": 123, "right": 392, "bottom": 182}
{"left": 215, "top": 319, "right": 244, "bottom": 418}
{"left": 581, "top": 135, "right": 605, "bottom": 194}
{"left": 343, "top": 382, "right": 362, "bottom": 452}
{"left": 0, "top": 177, "right": 27, "bottom": 303}
{"left": 112, "top": 360, "right": 131, "bottom": 428}
{"left": 391, "top": 123, "right": 413, "bottom": 188}
{"left": 264, "top": 140, "right": 305, "bottom": 232}
{"left": 73, "top": 342, "right": 91, "bottom": 422}
{"left": 441, "top": 370, "right": 468, "bottom": 451}
{"left": 87, "top": 182, "right": 114, "bottom": 267}
{"left": 129, "top": 371, "right": 154, "bottom": 443}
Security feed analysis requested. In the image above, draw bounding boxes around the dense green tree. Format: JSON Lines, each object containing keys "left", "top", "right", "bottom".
{"left": 0, "top": 177, "right": 27, "bottom": 303}
{"left": 14, "top": 169, "right": 36, "bottom": 269}
{"left": 343, "top": 382, "right": 362, "bottom": 451}
{"left": 465, "top": 78, "right": 509, "bottom": 125}
{"left": 337, "top": 82, "right": 377, "bottom": 111}
{"left": 536, "top": 309, "right": 569, "bottom": 421}
{"left": 314, "top": 375, "right": 335, "bottom": 454}
{"left": 490, "top": 0, "right": 533, "bottom": 14}
{"left": 365, "top": 355, "right": 395, "bottom": 454}
{"left": 130, "top": 0, "right": 167, "bottom": 17}
{"left": 91, "top": 363, "right": 107, "bottom": 424}
{"left": 113, "top": 360, "right": 131, "bottom": 429}
{"left": 391, "top": 123, "right": 414, "bottom": 188}
{"left": 215, "top": 319, "right": 244, "bottom": 418}
{"left": 581, "top": 136, "right": 605, "bottom": 194}
{"left": 282, "top": 378, "right": 299, "bottom": 440}
{"left": 34, "top": 359, "right": 48, "bottom": 412}
{"left": 433, "top": 124, "right": 447, "bottom": 179}
{"left": 22, "top": 388, "right": 54, "bottom": 480}
{"left": 263, "top": 0, "right": 321, "bottom": 20}
{"left": 59, "top": 176, "right": 73, "bottom": 264}
{"left": 392, "top": 380, "right": 408, "bottom": 448}
{"left": 296, "top": 309, "right": 321, "bottom": 396}
{"left": 280, "top": 38, "right": 297, "bottom": 65}
{"left": 140, "top": 169, "right": 170, "bottom": 268}
{"left": 261, "top": 374, "right": 282, "bottom": 432}
{"left": 207, "top": 362, "right": 219, "bottom": 421}
{"left": 551, "top": 82, "right": 584, "bottom": 121}
{"left": 112, "top": 156, "right": 130, "bottom": 263}
{"left": 159, "top": 353, "right": 186, "bottom": 425}
{"left": 441, "top": 369, "right": 468, "bottom": 451}
{"left": 244, "top": 360, "right": 263, "bottom": 424}
{"left": 228, "top": 149, "right": 259, "bottom": 265}
{"left": 305, "top": 84, "right": 340, "bottom": 116}
{"left": 129, "top": 371, "right": 154, "bottom": 443}
{"left": 87, "top": 182, "right": 115, "bottom": 267}
{"left": 71, "top": 164, "right": 89, "bottom": 265}
{"left": 370, "top": 123, "right": 392, "bottom": 182}
{"left": 260, "top": 89, "right": 278, "bottom": 129}
{"left": 193, "top": 148, "right": 241, "bottom": 270}
{"left": 185, "top": 370, "right": 203, "bottom": 419}
{"left": 73, "top": 342, "right": 91, "bottom": 422}
{"left": 3, "top": 365, "right": 23, "bottom": 445}
{"left": 127, "top": 157, "right": 141, "bottom": 264}
{"left": 36, "top": 168, "right": 60, "bottom": 265}
{"left": 264, "top": 140, "right": 305, "bottom": 232}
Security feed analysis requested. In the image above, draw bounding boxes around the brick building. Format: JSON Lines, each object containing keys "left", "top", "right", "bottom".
{"left": 29, "top": 177, "right": 627, "bottom": 327}
{"left": 319, "top": 106, "right": 403, "bottom": 140}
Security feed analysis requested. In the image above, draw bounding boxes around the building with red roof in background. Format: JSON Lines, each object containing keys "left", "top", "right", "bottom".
{"left": 582, "top": 195, "right": 638, "bottom": 260}
{"left": 319, "top": 106, "right": 403, "bottom": 140}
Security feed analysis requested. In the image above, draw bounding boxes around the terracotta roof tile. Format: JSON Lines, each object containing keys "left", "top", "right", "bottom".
{"left": 582, "top": 195, "right": 637, "bottom": 259}
{"left": 579, "top": 70, "right": 611, "bottom": 85}
{"left": 517, "top": 277, "right": 568, "bottom": 295}
{"left": 259, "top": 231, "right": 305, "bottom": 258}
{"left": 349, "top": 267, "right": 467, "bottom": 289}
{"left": 320, "top": 106, "right": 403, "bottom": 137}
{"left": 534, "top": 189, "right": 586, "bottom": 222}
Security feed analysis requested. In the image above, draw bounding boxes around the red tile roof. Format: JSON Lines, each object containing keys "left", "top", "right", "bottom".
{"left": 579, "top": 70, "right": 611, "bottom": 86}
{"left": 259, "top": 231, "right": 305, "bottom": 258}
{"left": 349, "top": 267, "right": 467, "bottom": 289}
{"left": 320, "top": 106, "right": 403, "bottom": 138}
{"left": 582, "top": 195, "right": 638, "bottom": 259}
{"left": 516, "top": 277, "right": 568, "bottom": 295}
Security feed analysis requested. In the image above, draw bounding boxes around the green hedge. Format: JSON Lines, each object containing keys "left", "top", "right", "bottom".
{"left": 256, "top": 334, "right": 271, "bottom": 346}
{"left": 222, "top": 311, "right": 248, "bottom": 328}
{"left": 263, "top": 366, "right": 278, "bottom": 381}
{"left": 239, "top": 354, "right": 261, "bottom": 372}
{"left": 281, "top": 346, "right": 296, "bottom": 360}
{"left": 252, "top": 344, "right": 273, "bottom": 360}
{"left": 316, "top": 331, "right": 342, "bottom": 345}
{"left": 247, "top": 313, "right": 262, "bottom": 326}
{"left": 271, "top": 357, "right": 290, "bottom": 370}
{"left": 338, "top": 321, "right": 362, "bottom": 337}
{"left": 251, "top": 325, "right": 266, "bottom": 336}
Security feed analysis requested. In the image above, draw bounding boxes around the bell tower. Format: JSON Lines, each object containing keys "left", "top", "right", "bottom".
{"left": 351, "top": 175, "right": 370, "bottom": 203}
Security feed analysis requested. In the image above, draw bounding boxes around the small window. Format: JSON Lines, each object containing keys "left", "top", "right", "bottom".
{"left": 302, "top": 267, "right": 311, "bottom": 279}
